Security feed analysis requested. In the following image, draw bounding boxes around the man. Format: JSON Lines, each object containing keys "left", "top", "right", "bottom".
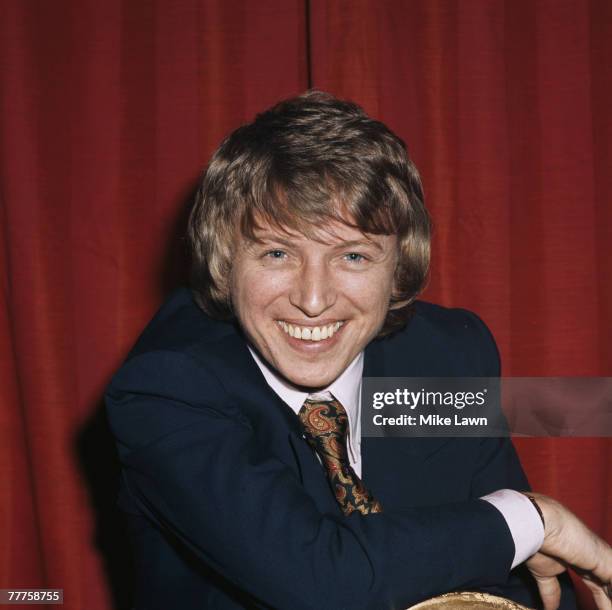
{"left": 105, "top": 91, "right": 611, "bottom": 610}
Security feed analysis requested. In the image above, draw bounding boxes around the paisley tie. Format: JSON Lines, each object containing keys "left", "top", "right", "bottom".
{"left": 298, "top": 392, "right": 383, "bottom": 516}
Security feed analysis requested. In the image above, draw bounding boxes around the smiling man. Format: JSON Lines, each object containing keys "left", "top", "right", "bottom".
{"left": 106, "top": 91, "right": 611, "bottom": 610}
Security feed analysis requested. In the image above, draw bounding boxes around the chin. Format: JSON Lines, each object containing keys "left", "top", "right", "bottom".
{"left": 283, "top": 369, "right": 337, "bottom": 391}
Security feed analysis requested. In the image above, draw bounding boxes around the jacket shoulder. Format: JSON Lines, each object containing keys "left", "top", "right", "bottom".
{"left": 412, "top": 301, "right": 495, "bottom": 341}
{"left": 106, "top": 288, "right": 243, "bottom": 419}
{"left": 375, "top": 301, "right": 501, "bottom": 376}
{"left": 125, "top": 287, "right": 237, "bottom": 359}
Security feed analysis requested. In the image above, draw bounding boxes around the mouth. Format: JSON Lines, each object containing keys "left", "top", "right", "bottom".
{"left": 276, "top": 319, "right": 346, "bottom": 344}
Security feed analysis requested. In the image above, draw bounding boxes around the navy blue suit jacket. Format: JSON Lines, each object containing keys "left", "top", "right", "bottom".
{"left": 105, "top": 288, "right": 575, "bottom": 610}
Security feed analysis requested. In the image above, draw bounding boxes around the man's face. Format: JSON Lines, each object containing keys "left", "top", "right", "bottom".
{"left": 230, "top": 218, "right": 398, "bottom": 389}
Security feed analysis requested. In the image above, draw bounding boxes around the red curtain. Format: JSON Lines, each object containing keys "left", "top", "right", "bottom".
{"left": 1, "top": 2, "right": 610, "bottom": 609}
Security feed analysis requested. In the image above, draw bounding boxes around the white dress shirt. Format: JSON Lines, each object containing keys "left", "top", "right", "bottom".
{"left": 248, "top": 346, "right": 544, "bottom": 569}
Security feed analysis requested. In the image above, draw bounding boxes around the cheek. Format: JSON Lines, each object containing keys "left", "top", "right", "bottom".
{"left": 343, "top": 272, "right": 395, "bottom": 314}
{"left": 230, "top": 266, "right": 255, "bottom": 321}
{"left": 232, "top": 268, "right": 286, "bottom": 317}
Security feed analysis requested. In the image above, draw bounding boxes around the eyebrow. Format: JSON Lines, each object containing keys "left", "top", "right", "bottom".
{"left": 255, "top": 235, "right": 384, "bottom": 251}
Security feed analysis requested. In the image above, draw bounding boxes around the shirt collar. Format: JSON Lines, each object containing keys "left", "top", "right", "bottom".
{"left": 247, "top": 346, "right": 364, "bottom": 459}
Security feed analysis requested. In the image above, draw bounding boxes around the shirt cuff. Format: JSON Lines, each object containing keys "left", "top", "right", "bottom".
{"left": 481, "top": 489, "right": 545, "bottom": 569}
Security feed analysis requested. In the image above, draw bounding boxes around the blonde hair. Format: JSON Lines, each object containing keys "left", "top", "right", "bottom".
{"left": 187, "top": 91, "right": 430, "bottom": 337}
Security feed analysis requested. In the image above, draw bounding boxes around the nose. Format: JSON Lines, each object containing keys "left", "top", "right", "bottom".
{"left": 288, "top": 259, "right": 337, "bottom": 317}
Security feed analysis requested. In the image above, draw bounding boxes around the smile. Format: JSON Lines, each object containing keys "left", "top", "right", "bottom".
{"left": 276, "top": 320, "right": 345, "bottom": 342}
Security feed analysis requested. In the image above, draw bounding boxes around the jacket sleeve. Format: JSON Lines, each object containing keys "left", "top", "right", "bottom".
{"left": 106, "top": 348, "right": 517, "bottom": 610}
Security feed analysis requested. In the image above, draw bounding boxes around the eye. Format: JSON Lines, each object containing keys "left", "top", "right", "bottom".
{"left": 264, "top": 249, "right": 287, "bottom": 260}
{"left": 344, "top": 252, "right": 367, "bottom": 263}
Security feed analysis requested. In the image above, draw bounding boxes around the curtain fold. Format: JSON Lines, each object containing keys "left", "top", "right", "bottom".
{"left": 1, "top": 1, "right": 609, "bottom": 608}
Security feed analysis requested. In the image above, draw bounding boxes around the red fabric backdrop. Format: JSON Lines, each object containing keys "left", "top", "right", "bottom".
{"left": 1, "top": 1, "right": 610, "bottom": 609}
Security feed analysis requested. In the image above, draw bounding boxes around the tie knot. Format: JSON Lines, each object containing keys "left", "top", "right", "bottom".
{"left": 299, "top": 393, "right": 349, "bottom": 440}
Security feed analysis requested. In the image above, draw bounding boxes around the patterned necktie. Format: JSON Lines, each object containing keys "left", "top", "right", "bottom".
{"left": 298, "top": 392, "right": 383, "bottom": 516}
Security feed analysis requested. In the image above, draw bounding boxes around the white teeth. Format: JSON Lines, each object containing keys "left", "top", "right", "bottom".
{"left": 277, "top": 320, "right": 344, "bottom": 342}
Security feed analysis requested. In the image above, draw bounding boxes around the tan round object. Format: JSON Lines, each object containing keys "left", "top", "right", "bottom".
{"left": 407, "top": 591, "right": 533, "bottom": 610}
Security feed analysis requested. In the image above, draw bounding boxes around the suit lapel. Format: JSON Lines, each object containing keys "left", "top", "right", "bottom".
{"left": 199, "top": 327, "right": 343, "bottom": 515}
